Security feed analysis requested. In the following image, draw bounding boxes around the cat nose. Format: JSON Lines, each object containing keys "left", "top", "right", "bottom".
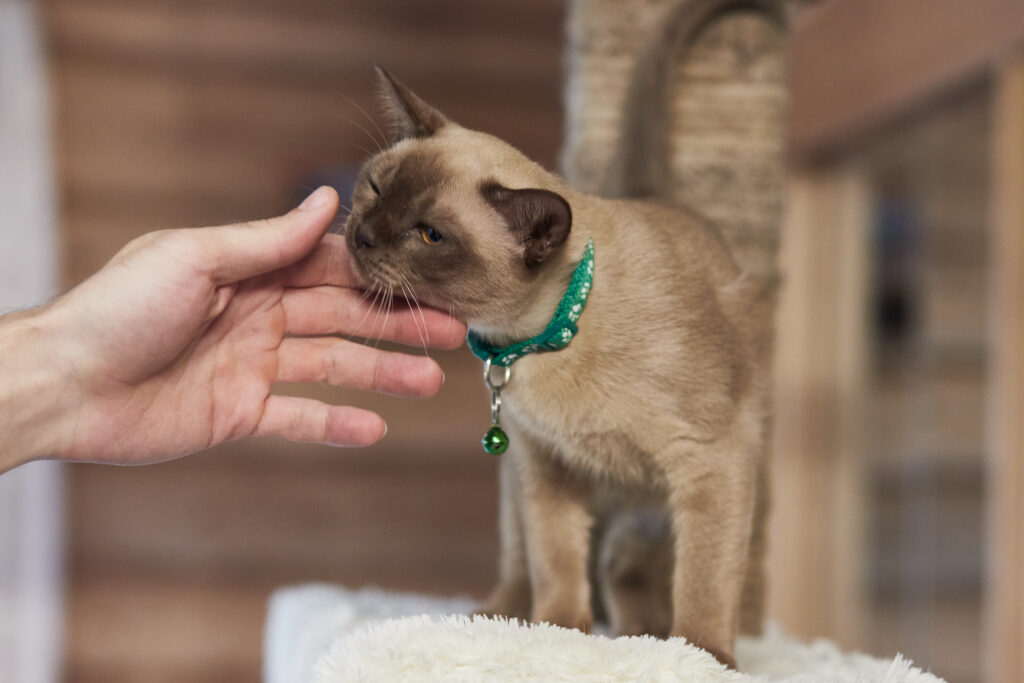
{"left": 354, "top": 224, "right": 377, "bottom": 250}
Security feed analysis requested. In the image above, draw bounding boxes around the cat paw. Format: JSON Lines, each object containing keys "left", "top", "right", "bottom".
{"left": 612, "top": 617, "right": 671, "bottom": 639}
{"left": 475, "top": 582, "right": 532, "bottom": 621}
{"left": 670, "top": 627, "right": 737, "bottom": 669}
{"left": 531, "top": 601, "right": 593, "bottom": 634}
{"left": 701, "top": 646, "right": 738, "bottom": 671}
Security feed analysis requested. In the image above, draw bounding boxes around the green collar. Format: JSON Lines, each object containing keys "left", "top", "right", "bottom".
{"left": 467, "top": 238, "right": 595, "bottom": 368}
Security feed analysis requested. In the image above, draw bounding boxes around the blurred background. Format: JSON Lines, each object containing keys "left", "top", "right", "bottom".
{"left": 0, "top": 1, "right": 1021, "bottom": 682}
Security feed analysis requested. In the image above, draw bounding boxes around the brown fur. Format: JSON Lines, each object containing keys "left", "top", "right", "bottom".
{"left": 345, "top": 68, "right": 774, "bottom": 669}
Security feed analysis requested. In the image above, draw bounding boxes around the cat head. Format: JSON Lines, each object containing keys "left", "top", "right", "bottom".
{"left": 343, "top": 68, "right": 573, "bottom": 330}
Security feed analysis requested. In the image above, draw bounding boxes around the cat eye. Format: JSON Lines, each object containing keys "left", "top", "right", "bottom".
{"left": 418, "top": 224, "right": 444, "bottom": 244}
{"left": 368, "top": 178, "right": 381, "bottom": 196}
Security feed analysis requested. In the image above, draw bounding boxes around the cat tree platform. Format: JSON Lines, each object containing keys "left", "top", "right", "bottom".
{"left": 262, "top": 584, "right": 945, "bottom": 683}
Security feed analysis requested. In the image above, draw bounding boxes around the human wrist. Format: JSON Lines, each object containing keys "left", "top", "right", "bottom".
{"left": 0, "top": 305, "right": 77, "bottom": 471}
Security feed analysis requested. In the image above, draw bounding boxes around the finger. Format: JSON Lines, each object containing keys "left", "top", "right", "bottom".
{"left": 277, "top": 337, "right": 444, "bottom": 398}
{"left": 281, "top": 286, "right": 467, "bottom": 349}
{"left": 255, "top": 395, "right": 386, "bottom": 447}
{"left": 198, "top": 186, "right": 339, "bottom": 284}
{"left": 283, "top": 234, "right": 361, "bottom": 288}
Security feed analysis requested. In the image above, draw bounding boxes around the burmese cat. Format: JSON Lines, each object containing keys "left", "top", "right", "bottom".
{"left": 344, "top": 68, "right": 772, "bottom": 668}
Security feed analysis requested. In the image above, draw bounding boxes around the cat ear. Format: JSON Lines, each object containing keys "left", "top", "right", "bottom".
{"left": 481, "top": 182, "right": 572, "bottom": 267}
{"left": 375, "top": 66, "right": 450, "bottom": 142}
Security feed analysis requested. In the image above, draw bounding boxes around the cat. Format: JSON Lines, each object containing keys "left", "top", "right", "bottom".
{"left": 343, "top": 67, "right": 773, "bottom": 669}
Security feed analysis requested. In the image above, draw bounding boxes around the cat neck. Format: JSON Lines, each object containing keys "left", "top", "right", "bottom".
{"left": 468, "top": 229, "right": 593, "bottom": 349}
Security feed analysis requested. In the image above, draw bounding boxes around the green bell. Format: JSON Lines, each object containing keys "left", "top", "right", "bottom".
{"left": 482, "top": 425, "right": 509, "bottom": 455}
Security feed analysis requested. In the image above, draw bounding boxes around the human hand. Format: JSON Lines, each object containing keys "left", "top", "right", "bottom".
{"left": 0, "top": 186, "right": 466, "bottom": 471}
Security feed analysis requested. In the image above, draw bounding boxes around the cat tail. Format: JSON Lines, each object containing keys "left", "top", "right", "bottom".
{"left": 562, "top": 0, "right": 804, "bottom": 277}
{"left": 603, "top": 0, "right": 789, "bottom": 201}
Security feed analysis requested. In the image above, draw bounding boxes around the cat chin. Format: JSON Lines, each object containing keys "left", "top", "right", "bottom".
{"left": 465, "top": 321, "right": 537, "bottom": 348}
{"left": 464, "top": 321, "right": 506, "bottom": 343}
{"left": 346, "top": 255, "right": 389, "bottom": 292}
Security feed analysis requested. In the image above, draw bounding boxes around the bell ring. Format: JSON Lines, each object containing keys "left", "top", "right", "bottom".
{"left": 481, "top": 357, "right": 512, "bottom": 455}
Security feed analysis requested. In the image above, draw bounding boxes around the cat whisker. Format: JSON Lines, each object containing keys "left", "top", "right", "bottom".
{"left": 446, "top": 301, "right": 459, "bottom": 339}
{"left": 343, "top": 95, "right": 389, "bottom": 150}
{"left": 374, "top": 284, "right": 395, "bottom": 350}
{"left": 355, "top": 283, "right": 377, "bottom": 306}
{"left": 400, "top": 278, "right": 429, "bottom": 354}
{"left": 330, "top": 206, "right": 354, "bottom": 236}
{"left": 341, "top": 141, "right": 376, "bottom": 160}
{"left": 354, "top": 281, "right": 385, "bottom": 334}
{"left": 354, "top": 283, "right": 372, "bottom": 309}
{"left": 400, "top": 275, "right": 430, "bottom": 354}
{"left": 367, "top": 281, "right": 391, "bottom": 348}
{"left": 330, "top": 218, "right": 349, "bottom": 236}
{"left": 333, "top": 112, "right": 384, "bottom": 155}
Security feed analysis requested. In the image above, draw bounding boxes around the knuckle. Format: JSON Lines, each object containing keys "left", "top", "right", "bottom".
{"left": 240, "top": 218, "right": 270, "bottom": 232}
{"left": 323, "top": 346, "right": 344, "bottom": 384}
{"left": 289, "top": 403, "right": 309, "bottom": 435}
{"left": 114, "top": 229, "right": 194, "bottom": 266}
{"left": 117, "top": 229, "right": 164, "bottom": 257}
{"left": 372, "top": 354, "right": 390, "bottom": 393}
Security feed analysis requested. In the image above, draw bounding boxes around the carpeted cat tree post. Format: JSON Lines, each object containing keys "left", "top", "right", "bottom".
{"left": 262, "top": 2, "right": 944, "bottom": 681}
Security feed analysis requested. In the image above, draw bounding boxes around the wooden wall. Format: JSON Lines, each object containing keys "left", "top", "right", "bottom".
{"left": 43, "top": 2, "right": 1023, "bottom": 682}
{"left": 985, "top": 53, "right": 1024, "bottom": 683}
{"left": 788, "top": 0, "right": 1024, "bottom": 159}
{"left": 40, "top": 1, "right": 564, "bottom": 681}
{"left": 864, "top": 89, "right": 990, "bottom": 683}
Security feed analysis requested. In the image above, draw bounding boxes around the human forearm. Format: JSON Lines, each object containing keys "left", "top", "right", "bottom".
{"left": 0, "top": 306, "right": 76, "bottom": 472}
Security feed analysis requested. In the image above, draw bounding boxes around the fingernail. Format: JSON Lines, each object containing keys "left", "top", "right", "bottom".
{"left": 381, "top": 422, "right": 389, "bottom": 439}
{"left": 441, "top": 371, "right": 447, "bottom": 385}
{"left": 298, "top": 186, "right": 331, "bottom": 211}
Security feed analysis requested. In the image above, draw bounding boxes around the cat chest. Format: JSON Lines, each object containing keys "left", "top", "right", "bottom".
{"left": 502, "top": 374, "right": 660, "bottom": 485}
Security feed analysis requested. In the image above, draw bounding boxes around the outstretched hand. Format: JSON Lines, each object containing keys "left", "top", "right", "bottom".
{"left": 0, "top": 186, "right": 466, "bottom": 470}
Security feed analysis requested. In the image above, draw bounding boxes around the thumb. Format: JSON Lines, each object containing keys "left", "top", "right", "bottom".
{"left": 200, "top": 186, "right": 339, "bottom": 284}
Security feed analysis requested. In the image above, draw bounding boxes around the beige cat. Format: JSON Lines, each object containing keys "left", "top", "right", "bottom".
{"left": 344, "top": 68, "right": 773, "bottom": 668}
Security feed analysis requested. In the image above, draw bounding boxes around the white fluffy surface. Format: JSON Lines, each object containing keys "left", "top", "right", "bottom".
{"left": 264, "top": 584, "right": 946, "bottom": 683}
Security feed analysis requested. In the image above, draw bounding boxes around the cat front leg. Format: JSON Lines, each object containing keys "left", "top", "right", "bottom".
{"left": 519, "top": 436, "right": 595, "bottom": 633}
{"left": 739, "top": 452, "right": 769, "bottom": 636}
{"left": 477, "top": 452, "right": 532, "bottom": 621}
{"left": 659, "top": 439, "right": 757, "bottom": 670}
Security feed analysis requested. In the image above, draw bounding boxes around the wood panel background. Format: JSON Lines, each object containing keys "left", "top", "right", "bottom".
{"left": 788, "top": 0, "right": 1024, "bottom": 160}
{"left": 985, "top": 53, "right": 1024, "bottom": 683}
{"left": 41, "top": 2, "right": 1022, "bottom": 681}
{"left": 39, "top": 1, "right": 565, "bottom": 681}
